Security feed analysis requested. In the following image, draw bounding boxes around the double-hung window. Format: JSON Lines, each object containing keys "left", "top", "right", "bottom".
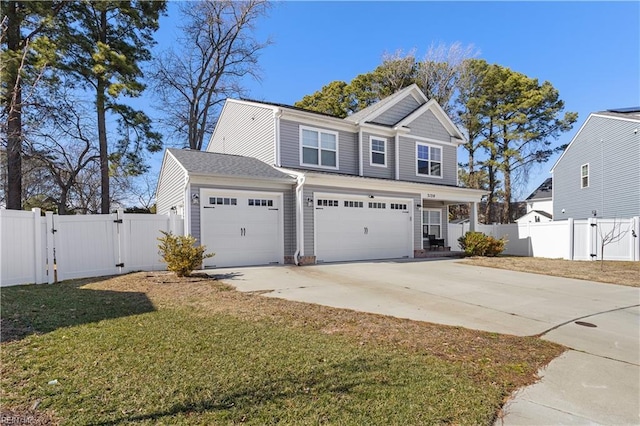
{"left": 581, "top": 163, "right": 589, "bottom": 188}
{"left": 301, "top": 126, "right": 338, "bottom": 168}
{"left": 370, "top": 137, "right": 387, "bottom": 167}
{"left": 416, "top": 143, "right": 442, "bottom": 177}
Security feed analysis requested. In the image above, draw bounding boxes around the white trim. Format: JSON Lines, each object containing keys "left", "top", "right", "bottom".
{"left": 410, "top": 134, "right": 459, "bottom": 148}
{"left": 369, "top": 136, "right": 387, "bottom": 168}
{"left": 276, "top": 168, "right": 486, "bottom": 203}
{"left": 274, "top": 108, "right": 282, "bottom": 166}
{"left": 350, "top": 84, "right": 428, "bottom": 124}
{"left": 581, "top": 163, "right": 590, "bottom": 189}
{"left": 591, "top": 113, "right": 640, "bottom": 123}
{"left": 358, "top": 128, "right": 363, "bottom": 176}
{"left": 394, "top": 133, "right": 400, "bottom": 180}
{"left": 299, "top": 125, "right": 339, "bottom": 170}
{"left": 283, "top": 108, "right": 355, "bottom": 132}
{"left": 415, "top": 142, "right": 443, "bottom": 179}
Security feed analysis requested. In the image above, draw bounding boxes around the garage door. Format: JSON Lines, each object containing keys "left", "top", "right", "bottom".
{"left": 315, "top": 194, "right": 413, "bottom": 262}
{"left": 200, "top": 189, "right": 283, "bottom": 268}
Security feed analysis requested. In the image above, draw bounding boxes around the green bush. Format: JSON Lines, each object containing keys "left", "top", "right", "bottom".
{"left": 158, "top": 231, "right": 214, "bottom": 277}
{"left": 458, "top": 232, "right": 507, "bottom": 257}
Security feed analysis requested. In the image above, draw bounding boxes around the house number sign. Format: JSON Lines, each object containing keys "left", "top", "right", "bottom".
{"left": 425, "top": 193, "right": 436, "bottom": 198}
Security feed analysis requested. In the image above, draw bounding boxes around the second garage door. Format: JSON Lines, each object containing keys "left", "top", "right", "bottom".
{"left": 200, "top": 189, "right": 283, "bottom": 268}
{"left": 315, "top": 194, "right": 413, "bottom": 263}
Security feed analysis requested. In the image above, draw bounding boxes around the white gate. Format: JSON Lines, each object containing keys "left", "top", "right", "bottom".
{"left": 0, "top": 208, "right": 184, "bottom": 286}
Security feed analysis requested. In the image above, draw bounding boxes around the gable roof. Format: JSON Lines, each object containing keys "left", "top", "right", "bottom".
{"left": 395, "top": 99, "right": 466, "bottom": 142}
{"left": 166, "top": 148, "right": 294, "bottom": 181}
{"left": 551, "top": 108, "right": 640, "bottom": 172}
{"left": 526, "top": 177, "right": 552, "bottom": 201}
{"left": 344, "top": 84, "right": 428, "bottom": 124}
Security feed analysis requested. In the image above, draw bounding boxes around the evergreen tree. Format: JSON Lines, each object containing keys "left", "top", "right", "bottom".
{"left": 56, "top": 0, "right": 166, "bottom": 213}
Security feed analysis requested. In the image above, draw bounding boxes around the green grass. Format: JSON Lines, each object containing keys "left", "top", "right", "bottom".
{"left": 1, "top": 273, "right": 563, "bottom": 425}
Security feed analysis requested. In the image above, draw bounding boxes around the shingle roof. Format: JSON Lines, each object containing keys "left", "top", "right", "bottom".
{"left": 594, "top": 108, "right": 640, "bottom": 121}
{"left": 526, "top": 177, "right": 552, "bottom": 201}
{"left": 532, "top": 210, "right": 553, "bottom": 219}
{"left": 167, "top": 148, "right": 294, "bottom": 181}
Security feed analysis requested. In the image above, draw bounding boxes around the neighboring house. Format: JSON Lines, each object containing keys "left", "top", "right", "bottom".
{"left": 551, "top": 108, "right": 640, "bottom": 220}
{"left": 156, "top": 84, "right": 486, "bottom": 268}
{"left": 516, "top": 178, "right": 553, "bottom": 223}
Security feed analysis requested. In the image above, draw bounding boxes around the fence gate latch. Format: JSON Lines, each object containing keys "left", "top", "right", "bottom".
{"left": 115, "top": 263, "right": 124, "bottom": 267}
{"left": 113, "top": 219, "right": 123, "bottom": 224}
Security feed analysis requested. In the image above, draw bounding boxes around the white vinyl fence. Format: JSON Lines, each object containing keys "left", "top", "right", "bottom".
{"left": 448, "top": 217, "right": 640, "bottom": 261}
{"left": 0, "top": 208, "right": 184, "bottom": 287}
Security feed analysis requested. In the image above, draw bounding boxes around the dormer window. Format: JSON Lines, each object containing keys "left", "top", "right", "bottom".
{"left": 416, "top": 143, "right": 442, "bottom": 177}
{"left": 300, "top": 126, "right": 338, "bottom": 168}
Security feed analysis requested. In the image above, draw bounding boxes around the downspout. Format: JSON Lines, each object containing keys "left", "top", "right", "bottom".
{"left": 274, "top": 108, "right": 282, "bottom": 166}
{"left": 394, "top": 131, "right": 400, "bottom": 180}
{"left": 182, "top": 176, "right": 190, "bottom": 237}
{"left": 358, "top": 124, "right": 363, "bottom": 176}
{"left": 294, "top": 174, "right": 306, "bottom": 265}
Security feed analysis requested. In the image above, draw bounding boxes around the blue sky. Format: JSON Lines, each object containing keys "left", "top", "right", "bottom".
{"left": 150, "top": 1, "right": 640, "bottom": 198}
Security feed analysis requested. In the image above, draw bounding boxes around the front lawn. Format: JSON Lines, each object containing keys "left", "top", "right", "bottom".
{"left": 460, "top": 256, "right": 640, "bottom": 287}
{"left": 1, "top": 272, "right": 563, "bottom": 425}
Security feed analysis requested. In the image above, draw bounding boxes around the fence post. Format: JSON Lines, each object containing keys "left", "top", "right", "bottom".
{"left": 588, "top": 217, "right": 598, "bottom": 260}
{"left": 568, "top": 218, "right": 574, "bottom": 260}
{"left": 45, "top": 212, "right": 55, "bottom": 284}
{"left": 116, "top": 208, "right": 125, "bottom": 274}
{"left": 32, "top": 208, "right": 44, "bottom": 284}
{"left": 632, "top": 217, "right": 640, "bottom": 262}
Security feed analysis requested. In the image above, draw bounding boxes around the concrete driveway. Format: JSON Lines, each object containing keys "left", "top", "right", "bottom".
{"left": 209, "top": 259, "right": 640, "bottom": 425}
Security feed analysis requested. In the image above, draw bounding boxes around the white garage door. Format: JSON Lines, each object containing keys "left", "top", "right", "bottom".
{"left": 200, "top": 189, "right": 283, "bottom": 268}
{"left": 315, "top": 194, "right": 413, "bottom": 263}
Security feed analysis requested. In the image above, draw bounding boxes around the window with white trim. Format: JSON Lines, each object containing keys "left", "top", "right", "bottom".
{"left": 301, "top": 127, "right": 338, "bottom": 168}
{"left": 422, "top": 209, "right": 442, "bottom": 239}
{"left": 581, "top": 163, "right": 589, "bottom": 188}
{"left": 370, "top": 137, "right": 387, "bottom": 167}
{"left": 416, "top": 143, "right": 442, "bottom": 177}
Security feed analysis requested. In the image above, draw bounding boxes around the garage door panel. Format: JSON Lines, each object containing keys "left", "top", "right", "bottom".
{"left": 200, "top": 191, "right": 282, "bottom": 268}
{"left": 315, "top": 195, "right": 412, "bottom": 263}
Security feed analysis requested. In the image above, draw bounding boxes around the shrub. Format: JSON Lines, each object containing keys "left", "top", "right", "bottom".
{"left": 158, "top": 231, "right": 214, "bottom": 277}
{"left": 458, "top": 232, "right": 507, "bottom": 257}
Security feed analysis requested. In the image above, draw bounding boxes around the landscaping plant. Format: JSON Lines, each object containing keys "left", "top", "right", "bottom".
{"left": 158, "top": 231, "right": 214, "bottom": 276}
{"left": 458, "top": 231, "right": 507, "bottom": 257}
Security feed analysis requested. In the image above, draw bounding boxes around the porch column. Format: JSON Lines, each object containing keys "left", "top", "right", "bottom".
{"left": 469, "top": 202, "right": 478, "bottom": 232}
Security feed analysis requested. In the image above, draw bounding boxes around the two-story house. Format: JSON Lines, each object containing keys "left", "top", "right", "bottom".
{"left": 551, "top": 108, "right": 640, "bottom": 220}
{"left": 156, "top": 84, "right": 486, "bottom": 268}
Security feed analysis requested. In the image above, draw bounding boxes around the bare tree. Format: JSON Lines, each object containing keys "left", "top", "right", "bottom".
{"left": 25, "top": 86, "right": 100, "bottom": 214}
{"left": 416, "top": 42, "right": 479, "bottom": 115}
{"left": 598, "top": 218, "right": 630, "bottom": 270}
{"left": 152, "top": 0, "right": 271, "bottom": 150}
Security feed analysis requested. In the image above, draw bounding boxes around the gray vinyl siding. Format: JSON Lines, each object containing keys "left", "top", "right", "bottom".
{"left": 190, "top": 184, "right": 296, "bottom": 258}
{"left": 207, "top": 101, "right": 275, "bottom": 165}
{"left": 374, "top": 96, "right": 421, "bottom": 126}
{"left": 156, "top": 153, "right": 186, "bottom": 215}
{"left": 553, "top": 116, "right": 640, "bottom": 219}
{"left": 362, "top": 132, "right": 395, "bottom": 179}
{"left": 420, "top": 200, "right": 448, "bottom": 249}
{"left": 407, "top": 110, "right": 451, "bottom": 141}
{"left": 280, "top": 119, "right": 358, "bottom": 175}
{"left": 397, "top": 136, "right": 458, "bottom": 185}
{"left": 302, "top": 185, "right": 422, "bottom": 256}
